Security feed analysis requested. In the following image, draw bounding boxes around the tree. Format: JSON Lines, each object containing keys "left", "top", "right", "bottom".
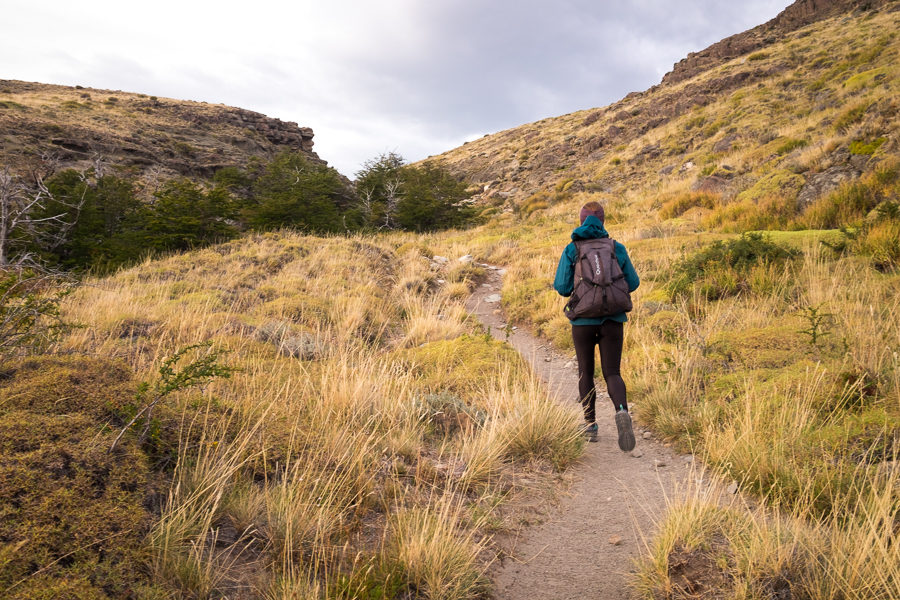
{"left": 355, "top": 153, "right": 475, "bottom": 232}
{"left": 141, "top": 179, "right": 237, "bottom": 252}
{"left": 40, "top": 168, "right": 146, "bottom": 271}
{"left": 395, "top": 162, "right": 475, "bottom": 231}
{"left": 355, "top": 152, "right": 405, "bottom": 229}
{"left": 245, "top": 151, "right": 359, "bottom": 233}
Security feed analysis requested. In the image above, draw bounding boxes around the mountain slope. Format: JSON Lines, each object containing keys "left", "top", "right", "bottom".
{"left": 429, "top": 0, "right": 898, "bottom": 223}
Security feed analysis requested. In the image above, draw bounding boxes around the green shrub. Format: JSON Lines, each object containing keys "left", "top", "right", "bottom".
{"left": 849, "top": 137, "right": 886, "bottom": 155}
{"left": 774, "top": 138, "right": 808, "bottom": 155}
{"left": 667, "top": 233, "right": 801, "bottom": 300}
{"left": 0, "top": 271, "right": 74, "bottom": 362}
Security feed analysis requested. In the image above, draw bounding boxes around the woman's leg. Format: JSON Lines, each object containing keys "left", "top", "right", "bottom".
{"left": 598, "top": 320, "right": 627, "bottom": 412}
{"left": 572, "top": 324, "right": 602, "bottom": 422}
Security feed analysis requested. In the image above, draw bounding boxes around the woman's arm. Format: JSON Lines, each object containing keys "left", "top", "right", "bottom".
{"left": 553, "top": 243, "right": 576, "bottom": 297}
{"left": 615, "top": 243, "right": 640, "bottom": 292}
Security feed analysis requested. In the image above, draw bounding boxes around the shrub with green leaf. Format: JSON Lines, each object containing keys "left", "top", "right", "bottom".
{"left": 667, "top": 233, "right": 801, "bottom": 300}
{"left": 0, "top": 270, "right": 74, "bottom": 362}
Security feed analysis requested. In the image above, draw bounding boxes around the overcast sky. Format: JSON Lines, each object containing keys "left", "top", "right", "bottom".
{"left": 2, "top": 0, "right": 789, "bottom": 177}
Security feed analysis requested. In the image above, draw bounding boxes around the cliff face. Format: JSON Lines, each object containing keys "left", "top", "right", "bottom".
{"left": 0, "top": 80, "right": 322, "bottom": 180}
{"left": 661, "top": 0, "right": 894, "bottom": 85}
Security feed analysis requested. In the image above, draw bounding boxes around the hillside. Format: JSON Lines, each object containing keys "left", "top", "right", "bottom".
{"left": 430, "top": 0, "right": 898, "bottom": 224}
{"left": 0, "top": 79, "right": 321, "bottom": 180}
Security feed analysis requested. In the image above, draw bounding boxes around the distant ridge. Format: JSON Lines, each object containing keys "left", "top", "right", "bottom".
{"left": 0, "top": 79, "right": 322, "bottom": 180}
{"left": 661, "top": 0, "right": 895, "bottom": 85}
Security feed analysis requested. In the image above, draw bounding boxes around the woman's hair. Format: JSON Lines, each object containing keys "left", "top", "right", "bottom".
{"left": 579, "top": 201, "right": 605, "bottom": 224}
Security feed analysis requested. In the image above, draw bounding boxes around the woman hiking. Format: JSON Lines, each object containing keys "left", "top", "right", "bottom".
{"left": 553, "top": 201, "right": 640, "bottom": 450}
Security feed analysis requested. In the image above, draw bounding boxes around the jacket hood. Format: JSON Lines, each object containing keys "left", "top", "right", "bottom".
{"left": 571, "top": 215, "right": 609, "bottom": 241}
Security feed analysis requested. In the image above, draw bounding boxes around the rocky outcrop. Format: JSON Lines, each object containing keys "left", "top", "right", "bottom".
{"left": 166, "top": 103, "right": 315, "bottom": 152}
{"left": 661, "top": 0, "right": 894, "bottom": 85}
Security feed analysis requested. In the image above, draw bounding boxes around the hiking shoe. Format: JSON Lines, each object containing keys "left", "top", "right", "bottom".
{"left": 583, "top": 422, "right": 598, "bottom": 443}
{"left": 615, "top": 409, "right": 635, "bottom": 452}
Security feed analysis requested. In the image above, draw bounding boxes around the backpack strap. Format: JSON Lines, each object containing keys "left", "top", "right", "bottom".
{"left": 572, "top": 240, "right": 584, "bottom": 283}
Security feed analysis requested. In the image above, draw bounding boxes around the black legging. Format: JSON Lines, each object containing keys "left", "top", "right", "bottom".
{"left": 572, "top": 321, "right": 627, "bottom": 423}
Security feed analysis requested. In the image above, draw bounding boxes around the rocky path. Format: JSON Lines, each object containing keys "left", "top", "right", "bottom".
{"left": 467, "top": 266, "right": 692, "bottom": 600}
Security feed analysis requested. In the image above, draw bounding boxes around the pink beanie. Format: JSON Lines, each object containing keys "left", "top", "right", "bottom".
{"left": 579, "top": 204, "right": 605, "bottom": 224}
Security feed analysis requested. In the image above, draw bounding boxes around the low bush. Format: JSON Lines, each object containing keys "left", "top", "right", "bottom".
{"left": 667, "top": 233, "right": 800, "bottom": 300}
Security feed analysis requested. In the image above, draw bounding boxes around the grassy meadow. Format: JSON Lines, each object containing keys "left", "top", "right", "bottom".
{"left": 2, "top": 231, "right": 584, "bottom": 598}
{"left": 420, "top": 8, "right": 900, "bottom": 597}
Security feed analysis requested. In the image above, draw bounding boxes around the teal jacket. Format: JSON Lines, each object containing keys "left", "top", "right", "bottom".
{"left": 553, "top": 216, "right": 640, "bottom": 325}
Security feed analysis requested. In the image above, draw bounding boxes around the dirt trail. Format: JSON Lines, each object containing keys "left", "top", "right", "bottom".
{"left": 467, "top": 267, "right": 692, "bottom": 600}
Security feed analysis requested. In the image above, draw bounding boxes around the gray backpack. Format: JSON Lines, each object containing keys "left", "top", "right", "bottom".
{"left": 563, "top": 238, "right": 632, "bottom": 320}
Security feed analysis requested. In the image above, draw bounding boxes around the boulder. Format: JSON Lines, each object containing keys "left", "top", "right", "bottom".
{"left": 713, "top": 133, "right": 739, "bottom": 153}
{"left": 692, "top": 175, "right": 731, "bottom": 194}
{"left": 254, "top": 320, "right": 324, "bottom": 360}
{"left": 797, "top": 162, "right": 862, "bottom": 207}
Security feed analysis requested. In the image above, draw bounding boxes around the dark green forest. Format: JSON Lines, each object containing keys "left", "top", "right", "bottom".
{"left": 14, "top": 151, "right": 476, "bottom": 273}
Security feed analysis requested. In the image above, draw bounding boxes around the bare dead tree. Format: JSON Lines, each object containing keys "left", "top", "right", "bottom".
{"left": 381, "top": 175, "right": 403, "bottom": 230}
{"left": 358, "top": 186, "right": 376, "bottom": 221}
{"left": 0, "top": 167, "right": 87, "bottom": 267}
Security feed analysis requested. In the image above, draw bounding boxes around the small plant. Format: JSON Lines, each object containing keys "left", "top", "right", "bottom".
{"left": 775, "top": 138, "right": 808, "bottom": 155}
{"left": 0, "top": 270, "right": 75, "bottom": 361}
{"left": 798, "top": 304, "right": 833, "bottom": 347}
{"left": 110, "top": 342, "right": 237, "bottom": 451}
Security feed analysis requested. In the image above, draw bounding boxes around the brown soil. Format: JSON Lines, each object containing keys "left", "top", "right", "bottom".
{"left": 467, "top": 267, "right": 692, "bottom": 600}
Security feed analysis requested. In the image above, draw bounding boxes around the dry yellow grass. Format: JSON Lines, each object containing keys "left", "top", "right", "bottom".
{"left": 48, "top": 229, "right": 582, "bottom": 598}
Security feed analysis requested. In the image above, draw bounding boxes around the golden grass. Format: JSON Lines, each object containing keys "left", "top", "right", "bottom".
{"left": 427, "top": 174, "right": 898, "bottom": 599}
{"left": 48, "top": 229, "right": 582, "bottom": 597}
{"left": 387, "top": 495, "right": 489, "bottom": 600}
